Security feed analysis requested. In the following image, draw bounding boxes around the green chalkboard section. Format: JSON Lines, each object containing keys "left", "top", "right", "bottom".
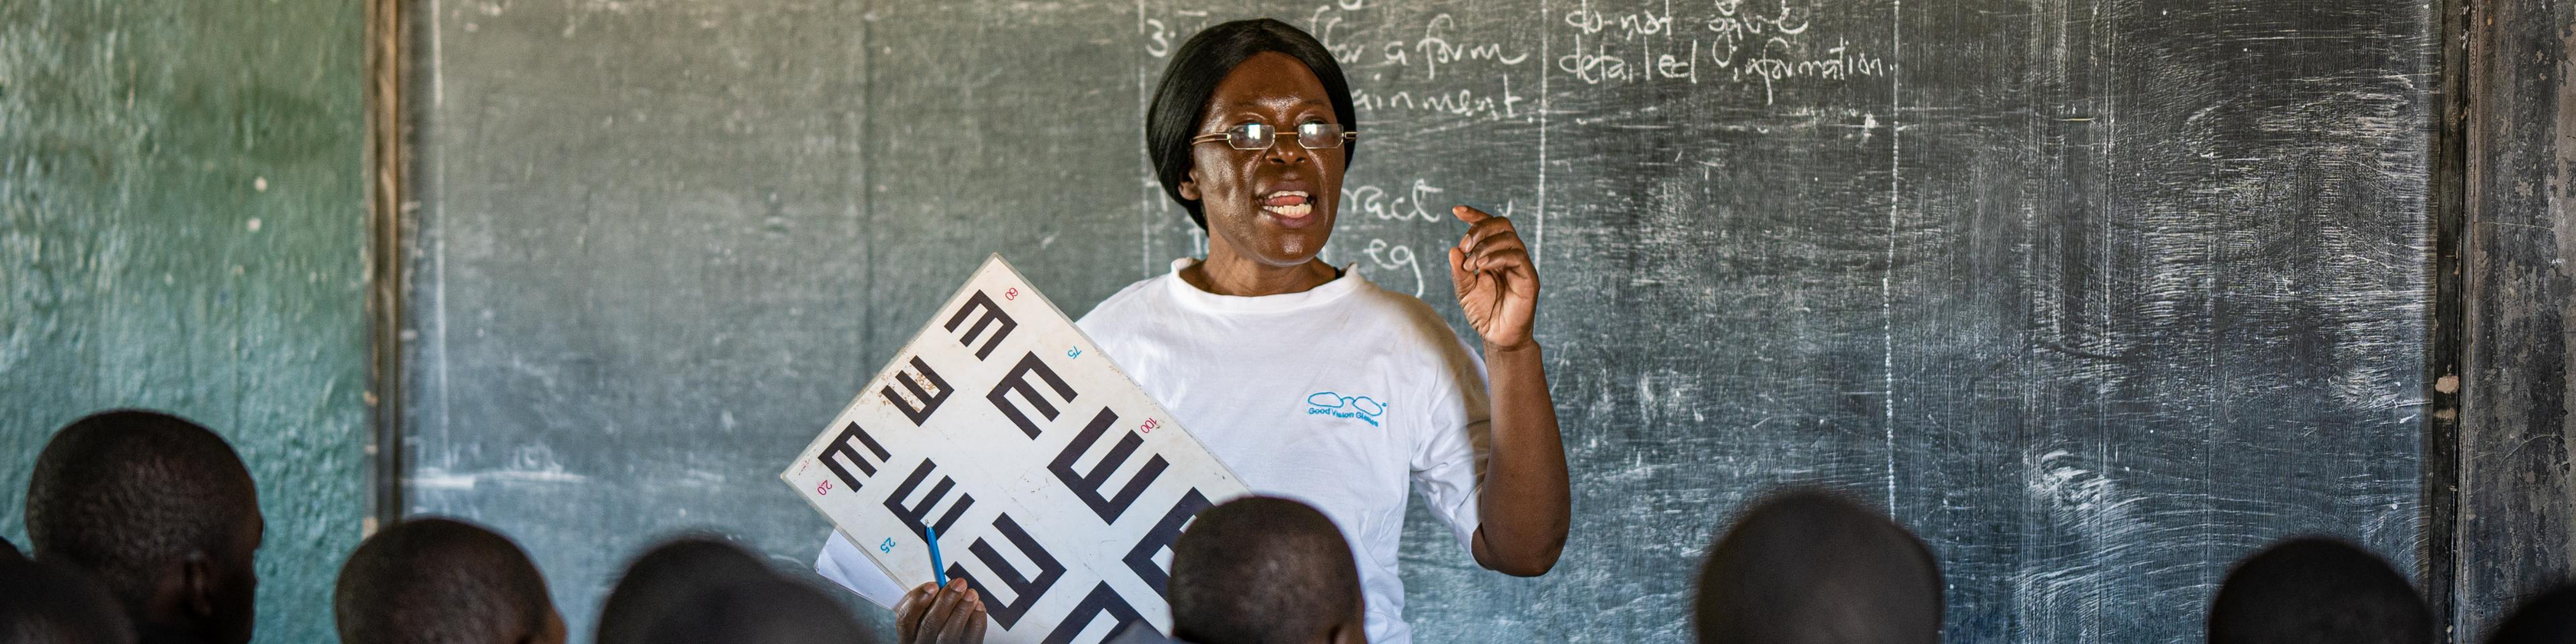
{"left": 408, "top": 0, "right": 2438, "bottom": 643}
{"left": 0, "top": 0, "right": 368, "bottom": 643}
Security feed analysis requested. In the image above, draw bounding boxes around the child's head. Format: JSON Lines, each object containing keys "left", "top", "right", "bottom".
{"left": 1169, "top": 496, "right": 1365, "bottom": 644}
{"left": 25, "top": 410, "right": 262, "bottom": 644}
{"left": 596, "top": 536, "right": 775, "bottom": 644}
{"left": 2207, "top": 537, "right": 2430, "bottom": 644}
{"left": 0, "top": 557, "right": 138, "bottom": 644}
{"left": 634, "top": 576, "right": 867, "bottom": 644}
{"left": 2485, "top": 584, "right": 2576, "bottom": 644}
{"left": 333, "top": 517, "right": 564, "bottom": 644}
{"left": 602, "top": 536, "right": 865, "bottom": 644}
{"left": 1693, "top": 489, "right": 1943, "bottom": 644}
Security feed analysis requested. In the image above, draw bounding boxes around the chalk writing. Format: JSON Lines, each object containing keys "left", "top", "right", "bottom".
{"left": 1342, "top": 179, "right": 1448, "bottom": 223}
{"left": 1553, "top": 0, "right": 1892, "bottom": 105}
{"left": 1413, "top": 14, "right": 1530, "bottom": 81}
{"left": 1704, "top": 0, "right": 1812, "bottom": 46}
{"left": 1352, "top": 76, "right": 1526, "bottom": 121}
{"left": 1362, "top": 237, "right": 1426, "bottom": 297}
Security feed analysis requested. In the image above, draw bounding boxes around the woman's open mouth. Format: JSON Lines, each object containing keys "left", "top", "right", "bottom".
{"left": 1261, "top": 190, "right": 1313, "bottom": 222}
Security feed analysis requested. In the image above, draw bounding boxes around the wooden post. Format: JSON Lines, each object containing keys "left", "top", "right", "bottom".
{"left": 2455, "top": 0, "right": 2576, "bottom": 637}
{"left": 364, "top": 0, "right": 409, "bottom": 535}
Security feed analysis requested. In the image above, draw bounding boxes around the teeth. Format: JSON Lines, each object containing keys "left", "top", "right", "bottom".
{"left": 1263, "top": 203, "right": 1313, "bottom": 218}
{"left": 1265, "top": 191, "right": 1309, "bottom": 199}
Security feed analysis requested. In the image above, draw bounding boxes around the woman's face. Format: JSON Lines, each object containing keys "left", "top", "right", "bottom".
{"left": 1180, "top": 52, "right": 1346, "bottom": 267}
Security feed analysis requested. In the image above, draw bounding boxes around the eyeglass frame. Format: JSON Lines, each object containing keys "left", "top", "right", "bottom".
{"left": 1189, "top": 122, "right": 1362, "bottom": 151}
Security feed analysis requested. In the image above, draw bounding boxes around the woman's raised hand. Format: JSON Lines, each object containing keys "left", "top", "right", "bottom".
{"left": 1448, "top": 205, "right": 1540, "bottom": 351}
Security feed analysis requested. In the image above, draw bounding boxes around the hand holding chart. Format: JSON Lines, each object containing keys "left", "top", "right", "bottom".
{"left": 780, "top": 255, "right": 1250, "bottom": 644}
{"left": 894, "top": 577, "right": 987, "bottom": 644}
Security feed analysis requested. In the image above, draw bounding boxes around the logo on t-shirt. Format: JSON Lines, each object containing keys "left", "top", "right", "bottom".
{"left": 1305, "top": 391, "right": 1387, "bottom": 427}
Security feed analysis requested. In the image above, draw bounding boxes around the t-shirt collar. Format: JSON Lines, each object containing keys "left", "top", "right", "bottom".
{"left": 1163, "top": 257, "right": 1367, "bottom": 313}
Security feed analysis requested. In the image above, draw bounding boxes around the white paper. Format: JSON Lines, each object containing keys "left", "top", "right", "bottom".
{"left": 782, "top": 255, "right": 1249, "bottom": 644}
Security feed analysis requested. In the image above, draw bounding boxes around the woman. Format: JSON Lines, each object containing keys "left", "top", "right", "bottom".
{"left": 828, "top": 19, "right": 1570, "bottom": 644}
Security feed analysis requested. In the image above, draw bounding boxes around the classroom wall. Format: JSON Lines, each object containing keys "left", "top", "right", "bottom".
{"left": 0, "top": 1, "right": 371, "bottom": 643}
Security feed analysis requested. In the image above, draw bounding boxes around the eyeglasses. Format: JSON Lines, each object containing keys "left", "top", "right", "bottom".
{"left": 1190, "top": 122, "right": 1360, "bottom": 151}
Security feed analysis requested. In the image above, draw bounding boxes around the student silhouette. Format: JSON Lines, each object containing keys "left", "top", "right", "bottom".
{"left": 25, "top": 411, "right": 262, "bottom": 644}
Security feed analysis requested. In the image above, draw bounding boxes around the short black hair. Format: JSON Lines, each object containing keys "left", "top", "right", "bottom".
{"left": 24, "top": 410, "right": 260, "bottom": 609}
{"left": 636, "top": 576, "right": 868, "bottom": 644}
{"left": 333, "top": 517, "right": 556, "bottom": 644}
{"left": 0, "top": 558, "right": 137, "bottom": 644}
{"left": 597, "top": 536, "right": 778, "bottom": 644}
{"left": 2486, "top": 584, "right": 2576, "bottom": 644}
{"left": 1145, "top": 18, "right": 1358, "bottom": 229}
{"left": 2206, "top": 537, "right": 2430, "bottom": 644}
{"left": 1168, "top": 496, "right": 1361, "bottom": 644}
{"left": 1693, "top": 489, "right": 1943, "bottom": 644}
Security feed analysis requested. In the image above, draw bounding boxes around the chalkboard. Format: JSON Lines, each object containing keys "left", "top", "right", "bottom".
{"left": 405, "top": 0, "right": 2439, "bottom": 642}
{"left": 0, "top": 0, "right": 371, "bottom": 642}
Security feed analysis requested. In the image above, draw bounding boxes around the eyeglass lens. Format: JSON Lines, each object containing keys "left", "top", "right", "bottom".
{"left": 1224, "top": 123, "right": 1349, "bottom": 150}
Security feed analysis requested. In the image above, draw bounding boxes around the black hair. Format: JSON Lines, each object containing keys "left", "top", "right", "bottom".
{"left": 636, "top": 576, "right": 868, "bottom": 644}
{"left": 1167, "top": 496, "right": 1361, "bottom": 644}
{"left": 597, "top": 535, "right": 778, "bottom": 644}
{"left": 2206, "top": 537, "right": 2431, "bottom": 644}
{"left": 1, "top": 535, "right": 22, "bottom": 561}
{"left": 1693, "top": 489, "right": 1943, "bottom": 644}
{"left": 332, "top": 517, "right": 556, "bottom": 644}
{"left": 0, "top": 558, "right": 138, "bottom": 644}
{"left": 2485, "top": 584, "right": 2576, "bottom": 644}
{"left": 24, "top": 410, "right": 259, "bottom": 611}
{"left": 1145, "top": 18, "right": 1358, "bottom": 230}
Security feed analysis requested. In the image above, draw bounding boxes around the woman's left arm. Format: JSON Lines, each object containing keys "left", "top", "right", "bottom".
{"left": 1448, "top": 205, "right": 1572, "bottom": 577}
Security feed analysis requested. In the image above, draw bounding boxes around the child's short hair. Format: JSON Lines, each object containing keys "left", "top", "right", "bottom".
{"left": 1694, "top": 489, "right": 1944, "bottom": 644}
{"left": 1168, "top": 496, "right": 1362, "bottom": 644}
{"left": 24, "top": 411, "right": 260, "bottom": 619}
{"left": 596, "top": 536, "right": 777, "bottom": 644}
{"left": 635, "top": 576, "right": 867, "bottom": 644}
{"left": 2206, "top": 537, "right": 2430, "bottom": 644}
{"left": 333, "top": 517, "right": 558, "bottom": 644}
{"left": 602, "top": 537, "right": 865, "bottom": 644}
{"left": 2485, "top": 584, "right": 2576, "bottom": 644}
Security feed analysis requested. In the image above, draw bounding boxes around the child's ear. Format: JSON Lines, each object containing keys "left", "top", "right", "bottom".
{"left": 520, "top": 607, "right": 568, "bottom": 644}
{"left": 182, "top": 550, "right": 216, "bottom": 619}
{"left": 1327, "top": 618, "right": 1367, "bottom": 644}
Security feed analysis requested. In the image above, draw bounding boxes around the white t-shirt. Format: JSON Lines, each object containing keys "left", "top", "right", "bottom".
{"left": 818, "top": 258, "right": 1491, "bottom": 644}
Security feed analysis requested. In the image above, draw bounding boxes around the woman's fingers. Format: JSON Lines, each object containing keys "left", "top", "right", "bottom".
{"left": 917, "top": 580, "right": 967, "bottom": 643}
{"left": 1448, "top": 246, "right": 1474, "bottom": 288}
{"left": 1479, "top": 248, "right": 1537, "bottom": 284}
{"left": 1462, "top": 231, "right": 1527, "bottom": 272}
{"left": 894, "top": 583, "right": 934, "bottom": 643}
{"left": 1456, "top": 216, "right": 1531, "bottom": 272}
{"left": 966, "top": 602, "right": 989, "bottom": 643}
{"left": 1456, "top": 215, "right": 1515, "bottom": 254}
{"left": 1452, "top": 203, "right": 1540, "bottom": 300}
{"left": 936, "top": 590, "right": 983, "bottom": 644}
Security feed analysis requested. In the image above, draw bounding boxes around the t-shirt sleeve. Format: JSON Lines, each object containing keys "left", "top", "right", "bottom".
{"left": 1410, "top": 335, "right": 1493, "bottom": 555}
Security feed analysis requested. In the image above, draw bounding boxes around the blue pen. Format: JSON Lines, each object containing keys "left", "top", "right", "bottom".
{"left": 925, "top": 526, "right": 949, "bottom": 587}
